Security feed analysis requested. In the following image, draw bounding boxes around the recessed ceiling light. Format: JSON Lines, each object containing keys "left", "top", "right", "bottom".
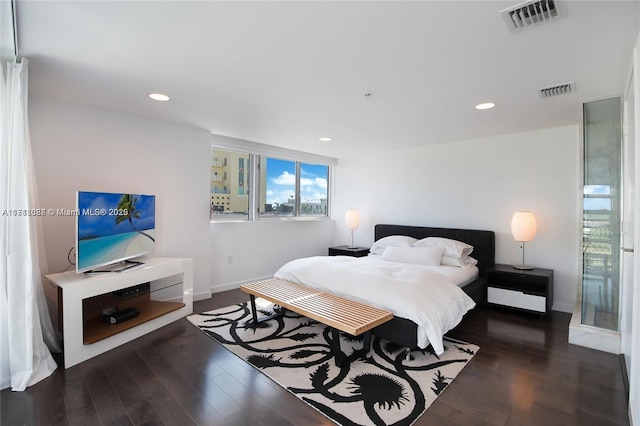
{"left": 475, "top": 102, "right": 496, "bottom": 110}
{"left": 149, "top": 93, "right": 170, "bottom": 101}
{"left": 319, "top": 137, "right": 332, "bottom": 142}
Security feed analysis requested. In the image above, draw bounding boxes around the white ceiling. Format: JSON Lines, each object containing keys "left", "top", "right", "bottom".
{"left": 14, "top": 1, "right": 640, "bottom": 159}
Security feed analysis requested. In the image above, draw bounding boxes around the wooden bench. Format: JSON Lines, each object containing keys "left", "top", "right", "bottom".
{"left": 240, "top": 278, "right": 393, "bottom": 366}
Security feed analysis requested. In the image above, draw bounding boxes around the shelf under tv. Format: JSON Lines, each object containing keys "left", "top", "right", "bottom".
{"left": 83, "top": 300, "right": 185, "bottom": 344}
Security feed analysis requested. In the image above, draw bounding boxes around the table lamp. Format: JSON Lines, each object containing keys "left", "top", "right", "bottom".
{"left": 345, "top": 209, "right": 360, "bottom": 248}
{"left": 511, "top": 211, "right": 537, "bottom": 270}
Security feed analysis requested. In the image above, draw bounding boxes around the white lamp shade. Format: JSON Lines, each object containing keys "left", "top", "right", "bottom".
{"left": 511, "top": 211, "right": 537, "bottom": 242}
{"left": 345, "top": 209, "right": 360, "bottom": 231}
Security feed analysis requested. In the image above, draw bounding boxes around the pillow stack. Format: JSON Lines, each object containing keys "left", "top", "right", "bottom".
{"left": 369, "top": 235, "right": 418, "bottom": 255}
{"left": 381, "top": 245, "right": 444, "bottom": 265}
{"left": 412, "top": 237, "right": 478, "bottom": 268}
{"left": 371, "top": 235, "right": 478, "bottom": 268}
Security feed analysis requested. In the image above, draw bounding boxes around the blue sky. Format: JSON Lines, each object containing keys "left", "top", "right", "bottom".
{"left": 583, "top": 185, "right": 612, "bottom": 211}
{"left": 266, "top": 158, "right": 328, "bottom": 205}
{"left": 78, "top": 192, "right": 155, "bottom": 238}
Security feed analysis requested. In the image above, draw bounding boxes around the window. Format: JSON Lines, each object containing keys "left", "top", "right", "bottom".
{"left": 257, "top": 158, "right": 329, "bottom": 217}
{"left": 211, "top": 141, "right": 332, "bottom": 221}
{"left": 299, "top": 162, "right": 328, "bottom": 217}
{"left": 581, "top": 97, "right": 621, "bottom": 331}
{"left": 259, "top": 156, "right": 296, "bottom": 217}
{"left": 210, "top": 148, "right": 250, "bottom": 220}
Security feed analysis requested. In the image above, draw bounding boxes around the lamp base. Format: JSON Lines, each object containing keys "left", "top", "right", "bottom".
{"left": 513, "top": 264, "right": 534, "bottom": 270}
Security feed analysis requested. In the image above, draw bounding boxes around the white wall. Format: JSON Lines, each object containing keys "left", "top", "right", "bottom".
{"left": 29, "top": 98, "right": 213, "bottom": 300}
{"left": 331, "top": 125, "right": 580, "bottom": 313}
{"left": 210, "top": 219, "right": 335, "bottom": 292}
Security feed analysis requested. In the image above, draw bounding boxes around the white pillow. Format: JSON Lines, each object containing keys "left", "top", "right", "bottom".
{"left": 441, "top": 255, "right": 478, "bottom": 269}
{"left": 370, "top": 235, "right": 419, "bottom": 255}
{"left": 412, "top": 237, "right": 473, "bottom": 258}
{"left": 381, "top": 246, "right": 444, "bottom": 265}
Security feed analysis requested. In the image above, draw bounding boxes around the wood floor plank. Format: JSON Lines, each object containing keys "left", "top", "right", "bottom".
{"left": 103, "top": 359, "right": 165, "bottom": 425}
{"left": 137, "top": 379, "right": 197, "bottom": 426}
{"left": 26, "top": 372, "right": 70, "bottom": 426}
{"left": 83, "top": 365, "right": 133, "bottom": 426}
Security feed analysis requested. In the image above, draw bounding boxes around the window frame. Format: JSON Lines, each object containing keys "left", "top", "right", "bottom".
{"left": 258, "top": 155, "right": 298, "bottom": 218}
{"left": 210, "top": 135, "right": 335, "bottom": 223}
{"left": 255, "top": 156, "right": 330, "bottom": 219}
{"left": 298, "top": 161, "right": 330, "bottom": 217}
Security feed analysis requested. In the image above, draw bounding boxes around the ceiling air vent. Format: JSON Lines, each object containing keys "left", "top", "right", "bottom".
{"left": 501, "top": 0, "right": 565, "bottom": 33}
{"left": 539, "top": 81, "right": 576, "bottom": 98}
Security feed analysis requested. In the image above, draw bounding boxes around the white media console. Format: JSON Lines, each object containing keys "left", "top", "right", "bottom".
{"left": 45, "top": 257, "right": 193, "bottom": 368}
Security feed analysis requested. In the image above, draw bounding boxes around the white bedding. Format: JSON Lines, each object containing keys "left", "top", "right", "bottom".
{"left": 367, "top": 255, "right": 479, "bottom": 287}
{"left": 274, "top": 255, "right": 476, "bottom": 354}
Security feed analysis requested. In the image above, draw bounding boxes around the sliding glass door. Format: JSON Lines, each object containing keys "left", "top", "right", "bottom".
{"left": 582, "top": 97, "right": 623, "bottom": 330}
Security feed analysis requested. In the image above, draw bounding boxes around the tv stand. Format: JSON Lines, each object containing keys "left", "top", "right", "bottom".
{"left": 85, "top": 259, "right": 144, "bottom": 274}
{"left": 45, "top": 257, "right": 193, "bottom": 368}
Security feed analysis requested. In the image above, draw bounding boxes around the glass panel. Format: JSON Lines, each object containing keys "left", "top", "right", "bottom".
{"left": 582, "top": 97, "right": 621, "bottom": 330}
{"left": 210, "top": 148, "right": 250, "bottom": 220}
{"left": 300, "top": 163, "right": 329, "bottom": 216}
{"left": 259, "top": 156, "right": 296, "bottom": 217}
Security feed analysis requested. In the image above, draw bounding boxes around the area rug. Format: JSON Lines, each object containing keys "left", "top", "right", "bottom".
{"left": 188, "top": 301, "right": 478, "bottom": 426}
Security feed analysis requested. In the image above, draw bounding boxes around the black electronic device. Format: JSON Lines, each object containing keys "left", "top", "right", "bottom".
{"left": 104, "top": 307, "right": 140, "bottom": 324}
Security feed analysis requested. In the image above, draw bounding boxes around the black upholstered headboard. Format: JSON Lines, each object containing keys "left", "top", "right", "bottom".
{"left": 374, "top": 224, "right": 495, "bottom": 276}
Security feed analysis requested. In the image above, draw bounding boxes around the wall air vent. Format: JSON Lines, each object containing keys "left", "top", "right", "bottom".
{"left": 501, "top": 0, "right": 566, "bottom": 33}
{"left": 539, "top": 81, "right": 576, "bottom": 98}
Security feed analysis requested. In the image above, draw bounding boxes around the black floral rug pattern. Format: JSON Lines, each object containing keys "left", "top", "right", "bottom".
{"left": 188, "top": 301, "right": 478, "bottom": 426}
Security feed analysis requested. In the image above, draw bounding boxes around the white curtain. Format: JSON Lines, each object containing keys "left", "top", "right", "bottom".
{"left": 1, "top": 59, "right": 61, "bottom": 391}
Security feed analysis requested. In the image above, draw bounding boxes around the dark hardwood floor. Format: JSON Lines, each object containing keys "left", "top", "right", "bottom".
{"left": 2, "top": 290, "right": 629, "bottom": 426}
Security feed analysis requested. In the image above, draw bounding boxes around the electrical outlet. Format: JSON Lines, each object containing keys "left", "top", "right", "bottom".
{"left": 227, "top": 254, "right": 233, "bottom": 264}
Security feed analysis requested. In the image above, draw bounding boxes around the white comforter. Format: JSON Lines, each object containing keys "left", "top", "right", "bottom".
{"left": 274, "top": 255, "right": 476, "bottom": 354}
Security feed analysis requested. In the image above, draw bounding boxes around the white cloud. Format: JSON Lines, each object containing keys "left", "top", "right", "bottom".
{"left": 314, "top": 177, "right": 327, "bottom": 189}
{"left": 272, "top": 171, "right": 296, "bottom": 186}
{"left": 300, "top": 177, "right": 327, "bottom": 190}
{"left": 583, "top": 185, "right": 610, "bottom": 195}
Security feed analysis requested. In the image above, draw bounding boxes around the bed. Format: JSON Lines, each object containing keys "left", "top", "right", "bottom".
{"left": 368, "top": 224, "right": 495, "bottom": 349}
{"left": 274, "top": 224, "right": 495, "bottom": 354}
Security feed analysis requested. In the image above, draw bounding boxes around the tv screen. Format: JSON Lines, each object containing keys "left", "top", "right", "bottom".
{"left": 76, "top": 191, "right": 156, "bottom": 273}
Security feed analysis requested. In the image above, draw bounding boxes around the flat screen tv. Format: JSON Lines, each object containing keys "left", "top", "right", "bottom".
{"left": 76, "top": 191, "right": 156, "bottom": 273}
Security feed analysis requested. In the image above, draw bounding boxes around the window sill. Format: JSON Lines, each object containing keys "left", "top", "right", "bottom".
{"left": 210, "top": 216, "right": 331, "bottom": 224}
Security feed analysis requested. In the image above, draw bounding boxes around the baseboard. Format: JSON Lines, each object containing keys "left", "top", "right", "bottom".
{"left": 620, "top": 354, "right": 629, "bottom": 402}
{"left": 193, "top": 290, "right": 212, "bottom": 302}
{"left": 210, "top": 276, "right": 273, "bottom": 294}
{"left": 551, "top": 301, "right": 575, "bottom": 313}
